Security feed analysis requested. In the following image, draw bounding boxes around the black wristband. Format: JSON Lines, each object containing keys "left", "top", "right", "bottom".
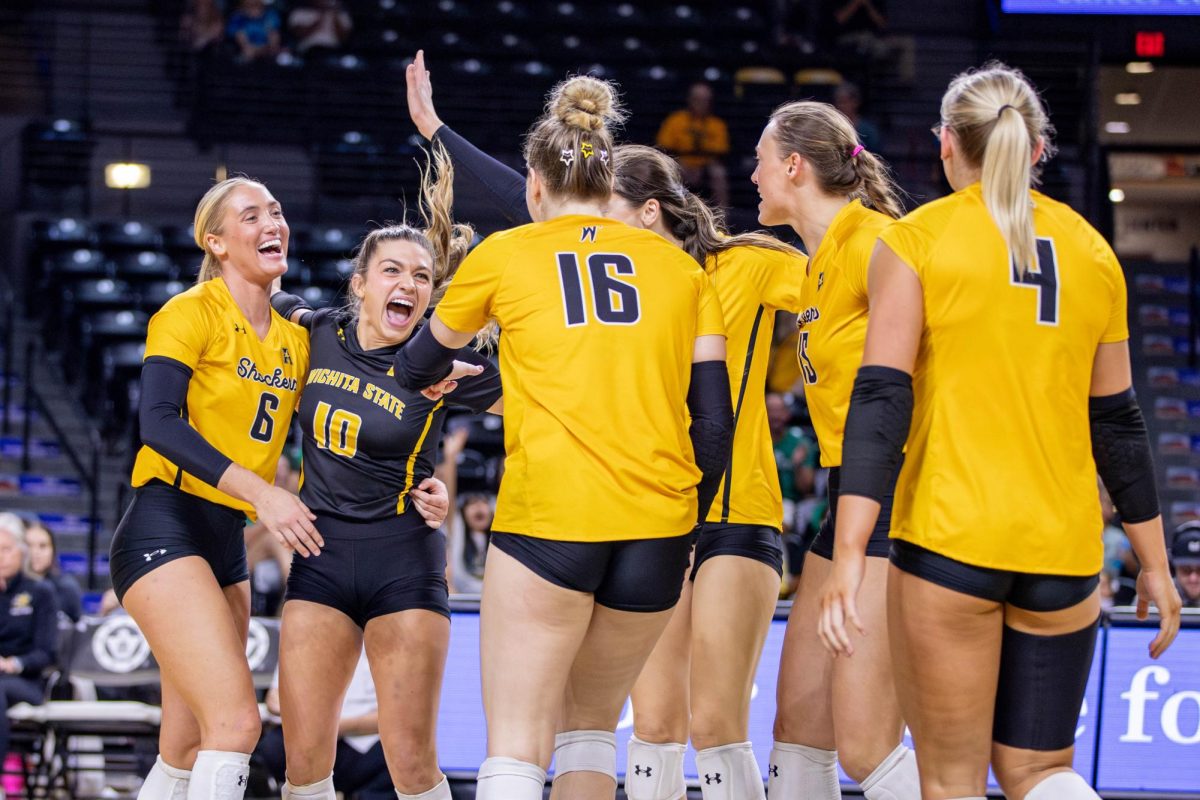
{"left": 392, "top": 324, "right": 457, "bottom": 391}
{"left": 839, "top": 365, "right": 913, "bottom": 502}
{"left": 1090, "top": 389, "right": 1159, "bottom": 524}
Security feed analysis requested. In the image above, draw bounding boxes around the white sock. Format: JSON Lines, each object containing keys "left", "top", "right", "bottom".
{"left": 186, "top": 750, "right": 251, "bottom": 800}
{"left": 624, "top": 735, "right": 687, "bottom": 800}
{"left": 395, "top": 775, "right": 452, "bottom": 800}
{"left": 138, "top": 755, "right": 191, "bottom": 800}
{"left": 1024, "top": 771, "right": 1100, "bottom": 800}
{"left": 767, "top": 741, "right": 840, "bottom": 800}
{"left": 282, "top": 774, "right": 335, "bottom": 800}
{"left": 694, "top": 742, "right": 765, "bottom": 800}
{"left": 475, "top": 757, "right": 546, "bottom": 800}
{"left": 860, "top": 744, "right": 920, "bottom": 800}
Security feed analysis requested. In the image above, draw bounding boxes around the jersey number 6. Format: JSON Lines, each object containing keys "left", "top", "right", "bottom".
{"left": 557, "top": 252, "right": 641, "bottom": 327}
{"left": 250, "top": 392, "right": 280, "bottom": 443}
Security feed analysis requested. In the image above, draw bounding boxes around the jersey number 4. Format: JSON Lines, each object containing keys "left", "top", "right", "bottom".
{"left": 557, "top": 253, "right": 641, "bottom": 326}
{"left": 313, "top": 401, "right": 361, "bottom": 458}
{"left": 1011, "top": 237, "right": 1059, "bottom": 325}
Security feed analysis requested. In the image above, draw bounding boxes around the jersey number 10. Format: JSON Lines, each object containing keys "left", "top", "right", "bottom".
{"left": 313, "top": 401, "right": 361, "bottom": 458}
{"left": 557, "top": 253, "right": 641, "bottom": 327}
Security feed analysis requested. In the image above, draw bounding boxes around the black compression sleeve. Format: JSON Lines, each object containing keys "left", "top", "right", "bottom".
{"left": 270, "top": 291, "right": 314, "bottom": 328}
{"left": 1091, "top": 389, "right": 1160, "bottom": 523}
{"left": 687, "top": 361, "right": 733, "bottom": 524}
{"left": 392, "top": 325, "right": 458, "bottom": 391}
{"left": 839, "top": 366, "right": 913, "bottom": 502}
{"left": 433, "top": 125, "right": 532, "bottom": 227}
{"left": 139, "top": 357, "right": 234, "bottom": 487}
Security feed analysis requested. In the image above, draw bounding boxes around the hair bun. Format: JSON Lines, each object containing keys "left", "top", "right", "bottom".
{"left": 549, "top": 76, "right": 626, "bottom": 132}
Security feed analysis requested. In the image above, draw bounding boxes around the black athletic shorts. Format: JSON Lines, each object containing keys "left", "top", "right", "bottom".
{"left": 490, "top": 531, "right": 693, "bottom": 612}
{"left": 285, "top": 509, "right": 449, "bottom": 627}
{"left": 109, "top": 479, "right": 249, "bottom": 603}
{"left": 809, "top": 464, "right": 898, "bottom": 560}
{"left": 890, "top": 540, "right": 1100, "bottom": 612}
{"left": 691, "top": 523, "right": 783, "bottom": 581}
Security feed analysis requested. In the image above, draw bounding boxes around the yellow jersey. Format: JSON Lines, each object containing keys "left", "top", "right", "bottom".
{"left": 435, "top": 214, "right": 724, "bottom": 542}
{"left": 704, "top": 245, "right": 808, "bottom": 527}
{"left": 655, "top": 110, "right": 730, "bottom": 170}
{"left": 879, "top": 183, "right": 1128, "bottom": 575}
{"left": 797, "top": 200, "right": 892, "bottom": 468}
{"left": 131, "top": 277, "right": 310, "bottom": 516}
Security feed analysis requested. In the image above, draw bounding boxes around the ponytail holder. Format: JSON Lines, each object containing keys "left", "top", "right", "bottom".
{"left": 850, "top": 144, "right": 865, "bottom": 158}
{"left": 997, "top": 104, "right": 1016, "bottom": 118}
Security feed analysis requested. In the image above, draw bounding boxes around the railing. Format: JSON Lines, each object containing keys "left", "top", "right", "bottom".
{"left": 20, "top": 340, "right": 103, "bottom": 590}
{"left": 1189, "top": 245, "right": 1199, "bottom": 370}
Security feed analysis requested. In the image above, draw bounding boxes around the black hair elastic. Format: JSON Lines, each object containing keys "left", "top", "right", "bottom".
{"left": 997, "top": 104, "right": 1017, "bottom": 118}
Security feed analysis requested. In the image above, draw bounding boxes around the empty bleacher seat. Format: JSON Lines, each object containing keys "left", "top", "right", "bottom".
{"left": 64, "top": 279, "right": 135, "bottom": 311}
{"left": 296, "top": 225, "right": 356, "bottom": 257}
{"left": 139, "top": 280, "right": 188, "bottom": 313}
{"left": 33, "top": 218, "right": 97, "bottom": 249}
{"left": 158, "top": 224, "right": 196, "bottom": 255}
{"left": 46, "top": 249, "right": 110, "bottom": 280}
{"left": 97, "top": 221, "right": 162, "bottom": 251}
{"left": 115, "top": 251, "right": 176, "bottom": 283}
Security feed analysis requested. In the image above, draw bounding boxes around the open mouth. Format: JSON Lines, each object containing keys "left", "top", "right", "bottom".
{"left": 385, "top": 296, "right": 414, "bottom": 328}
{"left": 257, "top": 238, "right": 284, "bottom": 257}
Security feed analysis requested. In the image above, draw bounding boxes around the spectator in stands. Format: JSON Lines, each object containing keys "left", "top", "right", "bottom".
{"left": 820, "top": 0, "right": 915, "bottom": 83}
{"left": 180, "top": 0, "right": 225, "bottom": 55}
{"left": 24, "top": 521, "right": 83, "bottom": 622}
{"left": 1171, "top": 522, "right": 1200, "bottom": 609}
{"left": 0, "top": 514, "right": 58, "bottom": 764}
{"left": 768, "top": 392, "right": 817, "bottom": 527}
{"left": 256, "top": 649, "right": 391, "bottom": 799}
{"left": 286, "top": 0, "right": 353, "bottom": 57}
{"left": 834, "top": 82, "right": 883, "bottom": 154}
{"left": 655, "top": 82, "right": 731, "bottom": 209}
{"left": 227, "top": 0, "right": 282, "bottom": 63}
{"left": 438, "top": 425, "right": 494, "bottom": 595}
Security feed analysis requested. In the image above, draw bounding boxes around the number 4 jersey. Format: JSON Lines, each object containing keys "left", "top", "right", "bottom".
{"left": 879, "top": 183, "right": 1128, "bottom": 576}
{"left": 296, "top": 308, "right": 501, "bottom": 522}
{"left": 132, "top": 277, "right": 310, "bottom": 516}
{"left": 435, "top": 214, "right": 726, "bottom": 542}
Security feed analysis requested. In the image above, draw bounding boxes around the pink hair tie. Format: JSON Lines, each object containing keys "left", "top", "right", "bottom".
{"left": 850, "top": 144, "right": 865, "bottom": 158}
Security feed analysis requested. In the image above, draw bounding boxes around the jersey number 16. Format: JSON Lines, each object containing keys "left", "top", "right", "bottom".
{"left": 557, "top": 252, "right": 641, "bottom": 327}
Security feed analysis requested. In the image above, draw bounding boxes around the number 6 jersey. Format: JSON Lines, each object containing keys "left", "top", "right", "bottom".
{"left": 879, "top": 183, "right": 1129, "bottom": 576}
{"left": 435, "top": 214, "right": 726, "bottom": 543}
{"left": 131, "top": 277, "right": 311, "bottom": 515}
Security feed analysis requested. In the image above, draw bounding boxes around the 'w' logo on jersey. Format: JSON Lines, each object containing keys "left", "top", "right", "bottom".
{"left": 580, "top": 225, "right": 598, "bottom": 242}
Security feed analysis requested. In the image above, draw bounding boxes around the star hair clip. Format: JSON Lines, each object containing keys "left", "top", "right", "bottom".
{"left": 580, "top": 142, "right": 595, "bottom": 159}
{"left": 599, "top": 148, "right": 609, "bottom": 164}
{"left": 560, "top": 148, "right": 575, "bottom": 167}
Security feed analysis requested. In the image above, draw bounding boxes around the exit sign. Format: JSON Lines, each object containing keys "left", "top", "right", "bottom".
{"left": 1136, "top": 31, "right": 1165, "bottom": 58}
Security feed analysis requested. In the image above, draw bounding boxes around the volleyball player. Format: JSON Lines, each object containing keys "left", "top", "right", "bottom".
{"left": 268, "top": 146, "right": 499, "bottom": 800}
{"left": 407, "top": 53, "right": 805, "bottom": 799}
{"left": 109, "top": 178, "right": 313, "bottom": 800}
{"left": 820, "top": 63, "right": 1182, "bottom": 800}
{"left": 750, "top": 104, "right": 920, "bottom": 799}
{"left": 394, "top": 74, "right": 733, "bottom": 800}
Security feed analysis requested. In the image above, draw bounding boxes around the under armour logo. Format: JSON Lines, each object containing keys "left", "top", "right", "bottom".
{"left": 281, "top": 347, "right": 291, "bottom": 365}
{"left": 768, "top": 765, "right": 779, "bottom": 777}
{"left": 633, "top": 765, "right": 652, "bottom": 777}
{"left": 704, "top": 773, "right": 722, "bottom": 785}
{"left": 237, "top": 775, "right": 246, "bottom": 787}
{"left": 817, "top": 271, "right": 825, "bottom": 291}
{"left": 233, "top": 323, "right": 247, "bottom": 334}
{"left": 142, "top": 548, "right": 166, "bottom": 562}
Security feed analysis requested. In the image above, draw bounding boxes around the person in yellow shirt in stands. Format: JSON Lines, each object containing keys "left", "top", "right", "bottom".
{"left": 656, "top": 82, "right": 731, "bottom": 209}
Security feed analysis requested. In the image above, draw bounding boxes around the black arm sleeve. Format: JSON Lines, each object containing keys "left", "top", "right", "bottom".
{"left": 19, "top": 582, "right": 58, "bottom": 675}
{"left": 433, "top": 124, "right": 533, "bottom": 227}
{"left": 139, "top": 356, "right": 234, "bottom": 487}
{"left": 688, "top": 361, "right": 734, "bottom": 524}
{"left": 445, "top": 347, "right": 503, "bottom": 413}
{"left": 839, "top": 366, "right": 913, "bottom": 502}
{"left": 392, "top": 325, "right": 458, "bottom": 391}
{"left": 1091, "top": 388, "right": 1160, "bottom": 524}
{"left": 270, "top": 291, "right": 315, "bottom": 329}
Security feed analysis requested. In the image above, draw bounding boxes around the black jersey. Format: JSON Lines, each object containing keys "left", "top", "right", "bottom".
{"left": 297, "top": 308, "right": 501, "bottom": 523}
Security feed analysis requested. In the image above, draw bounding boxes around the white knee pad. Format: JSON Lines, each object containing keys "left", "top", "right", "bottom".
{"left": 1024, "top": 770, "right": 1100, "bottom": 800}
{"left": 395, "top": 775, "right": 452, "bottom": 800}
{"left": 860, "top": 744, "right": 920, "bottom": 800}
{"left": 282, "top": 774, "right": 335, "bottom": 800}
{"left": 694, "top": 742, "right": 765, "bottom": 800}
{"left": 767, "top": 741, "right": 840, "bottom": 800}
{"left": 186, "top": 750, "right": 251, "bottom": 800}
{"left": 552, "top": 729, "right": 617, "bottom": 780}
{"left": 624, "top": 735, "right": 687, "bottom": 800}
{"left": 138, "top": 755, "right": 191, "bottom": 800}
{"left": 475, "top": 757, "right": 546, "bottom": 800}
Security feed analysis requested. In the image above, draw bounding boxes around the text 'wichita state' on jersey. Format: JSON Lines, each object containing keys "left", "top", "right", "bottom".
{"left": 435, "top": 214, "right": 725, "bottom": 543}
{"left": 297, "top": 309, "right": 501, "bottom": 522}
{"left": 796, "top": 199, "right": 892, "bottom": 468}
{"left": 131, "top": 277, "right": 310, "bottom": 516}
{"left": 880, "top": 183, "right": 1129, "bottom": 576}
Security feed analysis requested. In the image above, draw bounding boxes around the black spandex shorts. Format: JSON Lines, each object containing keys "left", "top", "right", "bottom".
{"left": 285, "top": 509, "right": 449, "bottom": 627}
{"left": 490, "top": 531, "right": 693, "bottom": 612}
{"left": 890, "top": 540, "right": 1100, "bottom": 612}
{"left": 691, "top": 523, "right": 783, "bottom": 581}
{"left": 109, "top": 480, "right": 249, "bottom": 603}
{"left": 809, "top": 465, "right": 897, "bottom": 560}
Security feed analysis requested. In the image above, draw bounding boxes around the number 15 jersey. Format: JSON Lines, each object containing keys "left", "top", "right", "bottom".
{"left": 435, "top": 214, "right": 726, "bottom": 543}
